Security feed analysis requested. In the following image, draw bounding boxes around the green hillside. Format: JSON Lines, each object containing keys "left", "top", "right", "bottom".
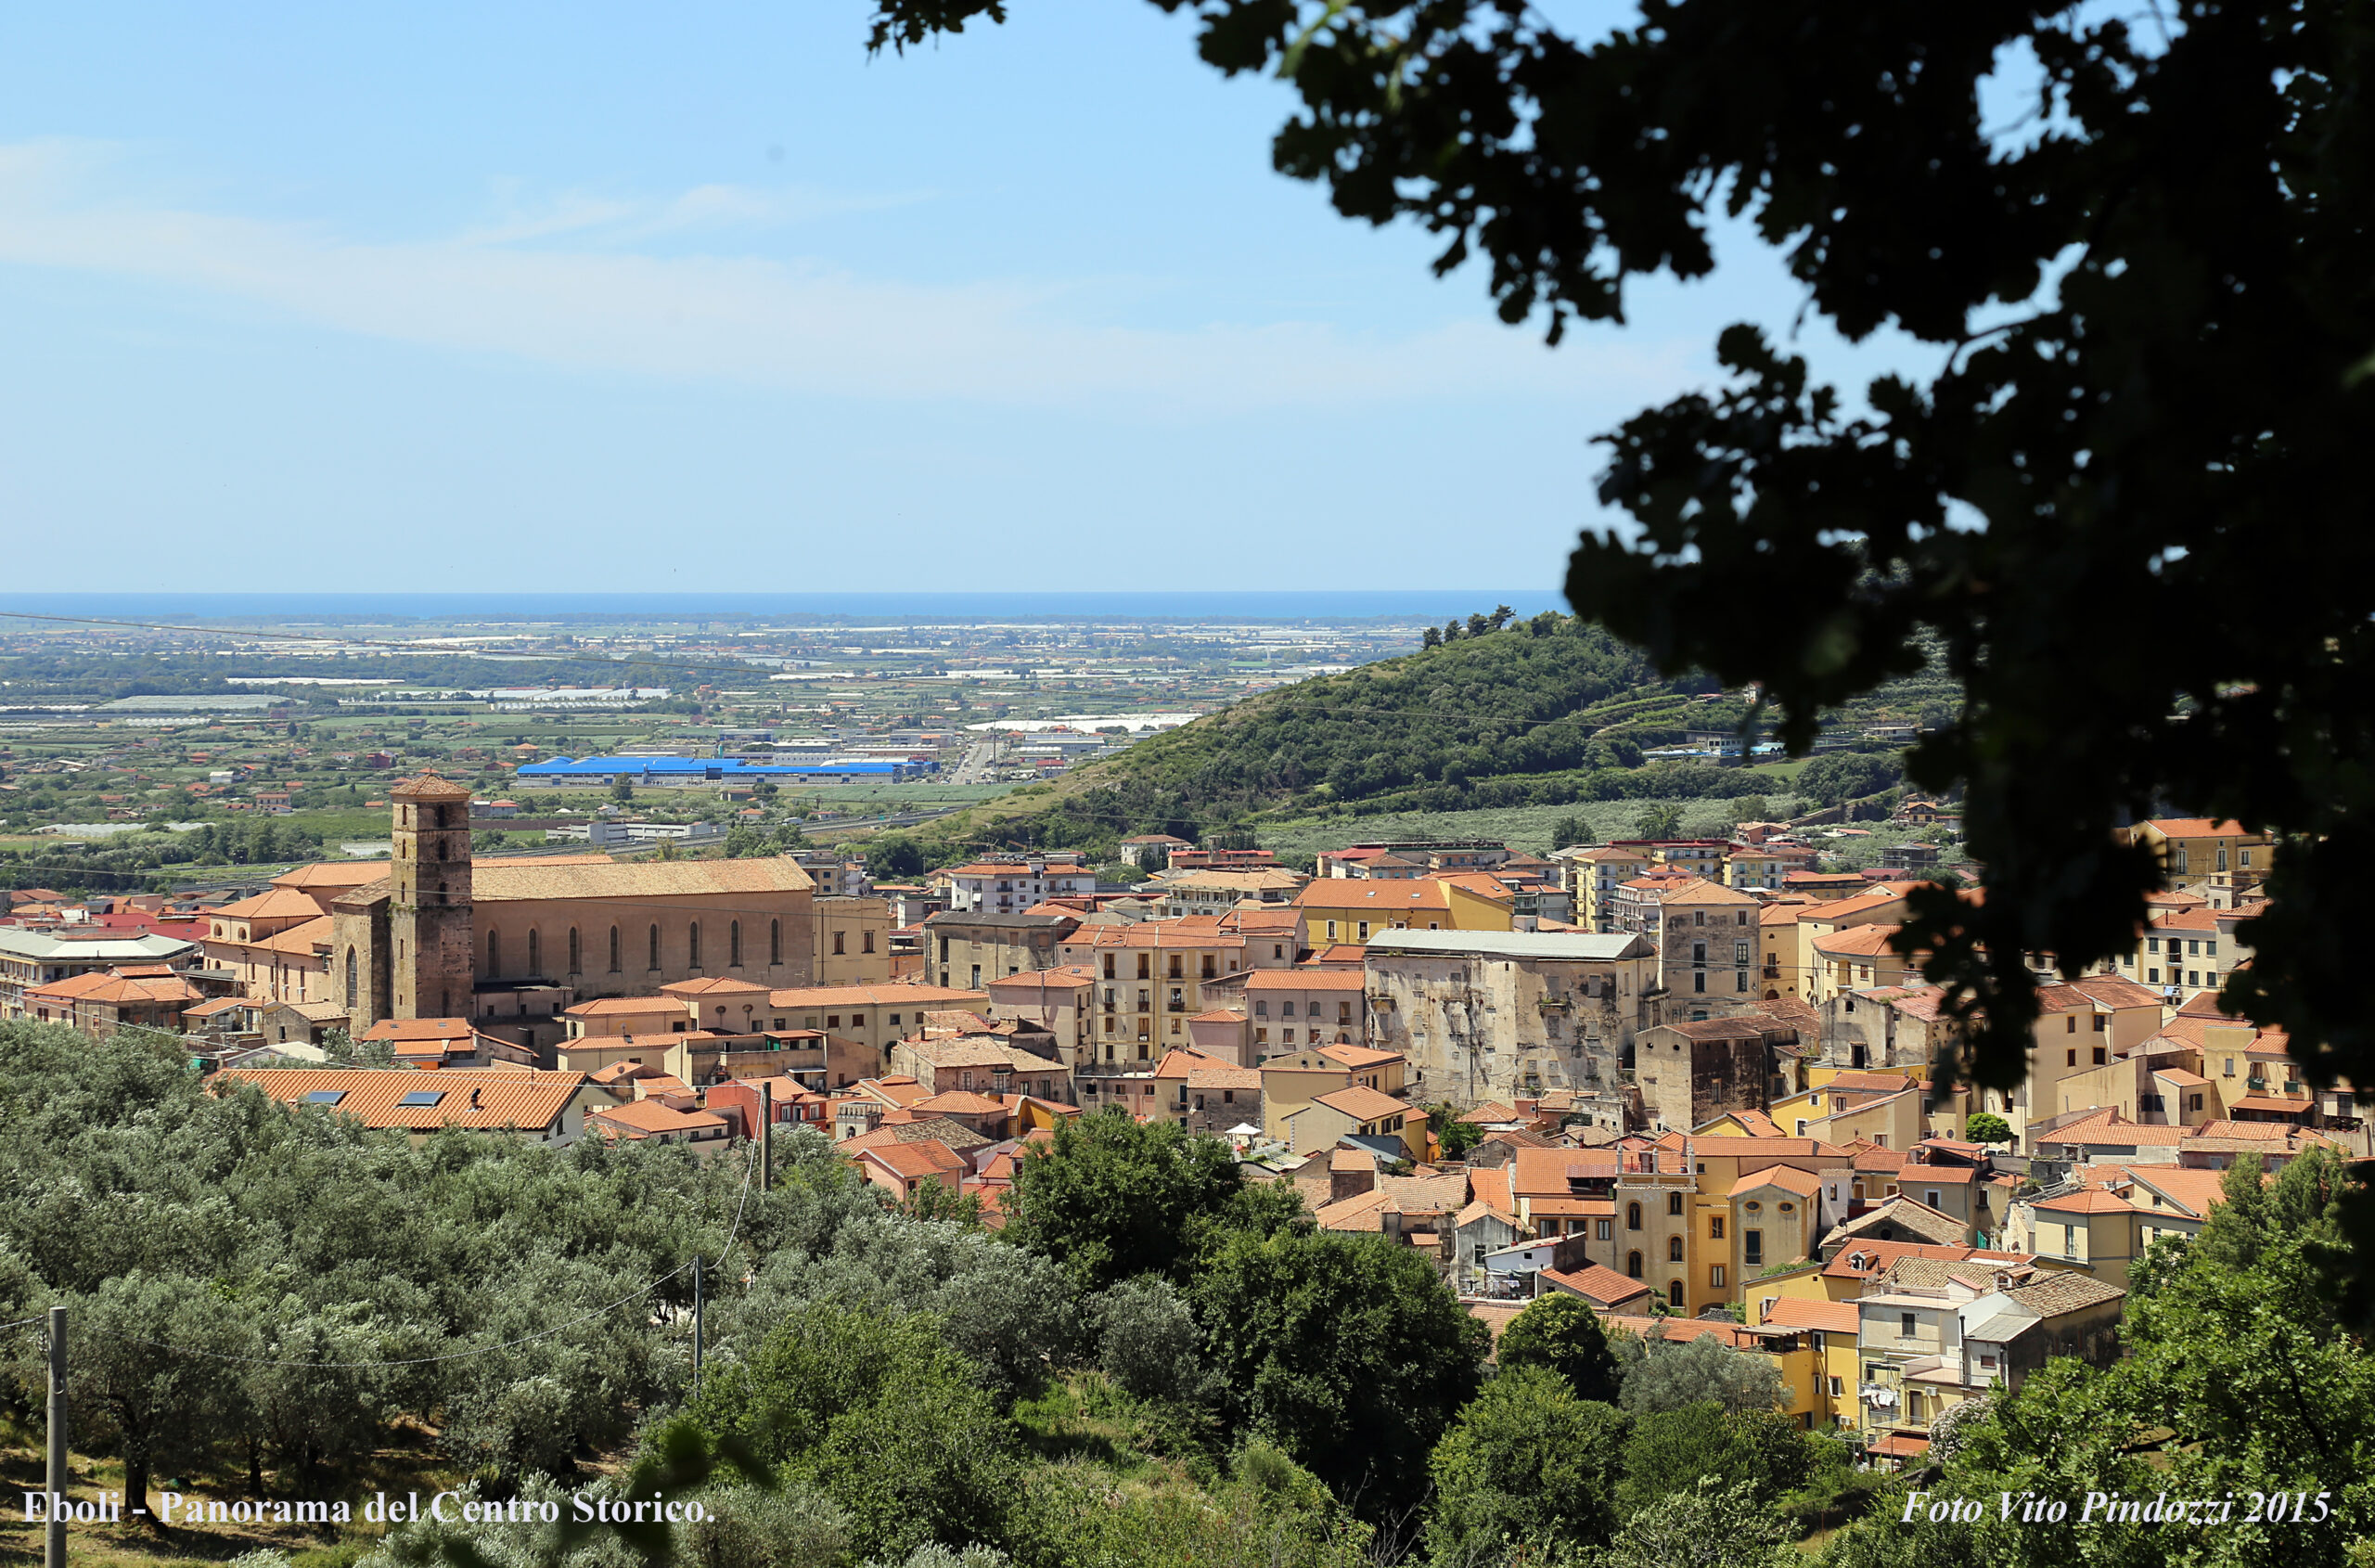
{"left": 918, "top": 611, "right": 1951, "bottom": 864}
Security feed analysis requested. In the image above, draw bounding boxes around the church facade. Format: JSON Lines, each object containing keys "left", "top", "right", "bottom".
{"left": 331, "top": 775, "right": 816, "bottom": 1047}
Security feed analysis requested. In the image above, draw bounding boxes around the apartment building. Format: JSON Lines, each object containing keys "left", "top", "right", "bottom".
{"left": 1608, "top": 876, "right": 1763, "bottom": 1005}
{"left": 937, "top": 855, "right": 1097, "bottom": 914}
{"left": 1146, "top": 868, "right": 1307, "bottom": 917}
{"left": 1056, "top": 919, "right": 1267, "bottom": 1065}
{"left": 1241, "top": 967, "right": 1368, "bottom": 1054}
{"left": 2112, "top": 904, "right": 2251, "bottom": 1000}
{"left": 764, "top": 983, "right": 992, "bottom": 1052}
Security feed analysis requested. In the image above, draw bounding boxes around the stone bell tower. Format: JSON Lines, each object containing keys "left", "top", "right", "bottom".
{"left": 389, "top": 773, "right": 476, "bottom": 1021}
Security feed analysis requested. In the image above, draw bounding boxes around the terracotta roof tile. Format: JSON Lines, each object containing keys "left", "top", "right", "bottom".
{"left": 219, "top": 1067, "right": 586, "bottom": 1132}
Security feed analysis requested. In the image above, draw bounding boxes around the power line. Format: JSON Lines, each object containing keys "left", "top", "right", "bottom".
{"left": 111, "top": 1137, "right": 760, "bottom": 1372}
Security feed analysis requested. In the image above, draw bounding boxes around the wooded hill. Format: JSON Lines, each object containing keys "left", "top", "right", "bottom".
{"left": 931, "top": 612, "right": 1950, "bottom": 862}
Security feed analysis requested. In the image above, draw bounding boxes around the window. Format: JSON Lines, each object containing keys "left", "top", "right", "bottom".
{"left": 1743, "top": 1229, "right": 1763, "bottom": 1266}
{"left": 1669, "top": 1280, "right": 1685, "bottom": 1308}
{"left": 1709, "top": 1216, "right": 1725, "bottom": 1240}
{"left": 486, "top": 929, "right": 501, "bottom": 975}
{"left": 568, "top": 928, "right": 581, "bottom": 974}
{"left": 1829, "top": 1377, "right": 1843, "bottom": 1398}
{"left": 1926, "top": 1189, "right": 1941, "bottom": 1207}
{"left": 1668, "top": 1192, "right": 1684, "bottom": 1215}
{"left": 1900, "top": 1312, "right": 1918, "bottom": 1337}
{"left": 2224, "top": 1057, "right": 2236, "bottom": 1077}
{"left": 527, "top": 928, "right": 540, "bottom": 975}
{"left": 770, "top": 919, "right": 782, "bottom": 966}
{"left": 344, "top": 948, "right": 357, "bottom": 1007}
{"left": 1137, "top": 954, "right": 1150, "bottom": 979}
{"left": 1668, "top": 1236, "right": 1685, "bottom": 1262}
{"left": 303, "top": 1088, "right": 347, "bottom": 1105}
{"left": 1710, "top": 1265, "right": 1727, "bottom": 1288}
{"left": 1103, "top": 955, "right": 1116, "bottom": 979}
{"left": 1626, "top": 1202, "right": 1643, "bottom": 1230}
{"left": 2066, "top": 1015, "right": 2077, "bottom": 1034}
{"left": 727, "top": 921, "right": 740, "bottom": 967}
{"left": 1626, "top": 1250, "right": 1644, "bottom": 1278}
{"left": 833, "top": 931, "right": 846, "bottom": 956}
{"left": 2067, "top": 1048, "right": 2078, "bottom": 1067}
{"left": 2093, "top": 1046, "right": 2107, "bottom": 1065}
{"left": 688, "top": 922, "right": 702, "bottom": 969}
{"left": 398, "top": 1089, "right": 445, "bottom": 1108}
{"left": 649, "top": 925, "right": 661, "bottom": 970}
{"left": 1596, "top": 1218, "right": 1612, "bottom": 1240}
{"left": 863, "top": 931, "right": 876, "bottom": 954}
{"left": 1693, "top": 972, "right": 1706, "bottom": 993}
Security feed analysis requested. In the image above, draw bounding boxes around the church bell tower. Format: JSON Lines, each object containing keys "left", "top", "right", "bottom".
{"left": 389, "top": 774, "right": 476, "bottom": 1021}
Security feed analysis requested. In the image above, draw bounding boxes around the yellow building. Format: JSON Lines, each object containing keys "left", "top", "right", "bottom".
{"left": 811, "top": 896, "right": 893, "bottom": 985}
{"left": 1257, "top": 1045, "right": 1409, "bottom": 1142}
{"left": 1567, "top": 846, "right": 1655, "bottom": 931}
{"left": 1751, "top": 1296, "right": 1862, "bottom": 1430}
{"left": 1790, "top": 886, "right": 1918, "bottom": 994}
{"left": 764, "top": 983, "right": 992, "bottom": 1051}
{"left": 1577, "top": 1136, "right": 1849, "bottom": 1318}
{"left": 2123, "top": 817, "right": 2273, "bottom": 894}
{"left": 1806, "top": 1085, "right": 1927, "bottom": 1151}
{"left": 1291, "top": 877, "right": 1514, "bottom": 946}
{"left": 1976, "top": 974, "right": 2168, "bottom": 1146}
{"left": 1807, "top": 923, "right": 1919, "bottom": 1002}
{"left": 1280, "top": 1084, "right": 1425, "bottom": 1158}
{"left": 2016, "top": 1187, "right": 2142, "bottom": 1288}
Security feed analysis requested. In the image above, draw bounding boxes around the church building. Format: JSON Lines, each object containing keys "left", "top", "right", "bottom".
{"left": 328, "top": 775, "right": 819, "bottom": 1050}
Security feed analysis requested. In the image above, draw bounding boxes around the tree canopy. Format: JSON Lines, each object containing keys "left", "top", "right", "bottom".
{"left": 1494, "top": 1292, "right": 1621, "bottom": 1406}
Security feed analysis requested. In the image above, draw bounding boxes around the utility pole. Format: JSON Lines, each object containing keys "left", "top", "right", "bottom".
{"left": 691, "top": 1254, "right": 704, "bottom": 1399}
{"left": 45, "top": 1305, "right": 66, "bottom": 1568}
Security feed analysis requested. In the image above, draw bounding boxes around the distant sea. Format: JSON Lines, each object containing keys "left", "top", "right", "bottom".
{"left": 0, "top": 591, "right": 1569, "bottom": 623}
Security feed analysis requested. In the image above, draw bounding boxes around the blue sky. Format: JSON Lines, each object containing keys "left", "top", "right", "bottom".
{"left": 0, "top": 2, "right": 1922, "bottom": 595}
